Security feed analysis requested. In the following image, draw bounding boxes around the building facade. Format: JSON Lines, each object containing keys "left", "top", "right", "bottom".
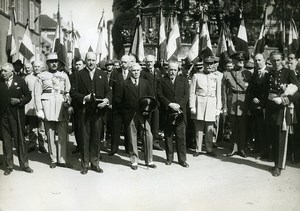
{"left": 0, "top": 0, "right": 41, "bottom": 64}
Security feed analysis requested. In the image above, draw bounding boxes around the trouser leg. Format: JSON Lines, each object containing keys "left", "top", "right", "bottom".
{"left": 127, "top": 115, "right": 139, "bottom": 164}
{"left": 205, "top": 122, "right": 214, "bottom": 153}
{"left": 164, "top": 125, "right": 174, "bottom": 162}
{"left": 90, "top": 115, "right": 103, "bottom": 167}
{"left": 194, "top": 120, "right": 204, "bottom": 152}
{"left": 44, "top": 121, "right": 57, "bottom": 164}
{"left": 175, "top": 122, "right": 186, "bottom": 163}
{"left": 139, "top": 113, "right": 153, "bottom": 164}
{"left": 57, "top": 121, "right": 68, "bottom": 164}
{"left": 1, "top": 113, "right": 13, "bottom": 169}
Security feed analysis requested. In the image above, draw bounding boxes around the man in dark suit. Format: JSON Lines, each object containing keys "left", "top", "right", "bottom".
{"left": 69, "top": 58, "right": 85, "bottom": 154}
{"left": 265, "top": 51, "right": 300, "bottom": 177}
{"left": 248, "top": 54, "right": 270, "bottom": 159}
{"left": 157, "top": 62, "right": 189, "bottom": 168}
{"left": 140, "top": 55, "right": 163, "bottom": 150}
{"left": 115, "top": 63, "right": 156, "bottom": 170}
{"left": 108, "top": 55, "right": 132, "bottom": 155}
{"left": 0, "top": 62, "right": 33, "bottom": 175}
{"left": 70, "top": 52, "right": 111, "bottom": 175}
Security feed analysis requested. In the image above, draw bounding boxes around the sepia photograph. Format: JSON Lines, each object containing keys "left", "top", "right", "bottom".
{"left": 0, "top": 0, "right": 300, "bottom": 210}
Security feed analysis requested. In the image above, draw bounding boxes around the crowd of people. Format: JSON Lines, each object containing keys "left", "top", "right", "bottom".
{"left": 0, "top": 49, "right": 300, "bottom": 177}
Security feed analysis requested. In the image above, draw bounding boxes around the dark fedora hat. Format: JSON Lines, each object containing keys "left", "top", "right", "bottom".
{"left": 138, "top": 96, "right": 157, "bottom": 116}
{"left": 168, "top": 110, "right": 184, "bottom": 125}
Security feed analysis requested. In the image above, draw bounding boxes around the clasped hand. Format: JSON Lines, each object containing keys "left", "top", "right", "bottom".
{"left": 10, "top": 98, "right": 20, "bottom": 105}
{"left": 169, "top": 103, "right": 181, "bottom": 112}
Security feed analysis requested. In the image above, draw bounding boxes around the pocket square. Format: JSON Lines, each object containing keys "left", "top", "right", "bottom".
{"left": 16, "top": 87, "right": 21, "bottom": 89}
{"left": 99, "top": 76, "right": 102, "bottom": 79}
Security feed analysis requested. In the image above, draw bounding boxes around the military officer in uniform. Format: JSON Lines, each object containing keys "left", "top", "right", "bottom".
{"left": 265, "top": 51, "right": 300, "bottom": 177}
{"left": 34, "top": 53, "right": 72, "bottom": 169}
{"left": 190, "top": 57, "right": 222, "bottom": 157}
{"left": 223, "top": 51, "right": 252, "bottom": 158}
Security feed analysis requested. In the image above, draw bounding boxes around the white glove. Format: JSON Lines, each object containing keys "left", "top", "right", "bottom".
{"left": 97, "top": 98, "right": 109, "bottom": 109}
{"left": 273, "top": 97, "right": 282, "bottom": 105}
{"left": 216, "top": 109, "right": 221, "bottom": 116}
{"left": 37, "top": 110, "right": 45, "bottom": 119}
{"left": 190, "top": 108, "right": 196, "bottom": 115}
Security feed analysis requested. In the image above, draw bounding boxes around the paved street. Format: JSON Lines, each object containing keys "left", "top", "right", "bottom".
{"left": 0, "top": 135, "right": 300, "bottom": 211}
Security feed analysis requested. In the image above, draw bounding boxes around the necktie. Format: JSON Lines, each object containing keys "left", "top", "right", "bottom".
{"left": 89, "top": 71, "right": 94, "bottom": 80}
{"left": 123, "top": 70, "right": 127, "bottom": 80}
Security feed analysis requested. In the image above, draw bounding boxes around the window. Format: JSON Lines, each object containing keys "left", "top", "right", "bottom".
{"left": 4, "top": 0, "right": 9, "bottom": 14}
{"left": 29, "top": 1, "right": 34, "bottom": 29}
{"left": 18, "top": 0, "right": 24, "bottom": 24}
{"left": 35, "top": 5, "right": 39, "bottom": 32}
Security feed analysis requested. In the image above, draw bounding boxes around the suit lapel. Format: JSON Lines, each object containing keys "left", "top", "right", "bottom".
{"left": 81, "top": 69, "right": 92, "bottom": 92}
{"left": 163, "top": 76, "right": 175, "bottom": 94}
{"left": 125, "top": 79, "right": 138, "bottom": 98}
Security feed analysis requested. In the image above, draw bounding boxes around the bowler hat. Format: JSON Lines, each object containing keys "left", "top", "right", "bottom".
{"left": 167, "top": 110, "right": 184, "bottom": 125}
{"left": 138, "top": 96, "right": 157, "bottom": 116}
{"left": 230, "top": 51, "right": 245, "bottom": 60}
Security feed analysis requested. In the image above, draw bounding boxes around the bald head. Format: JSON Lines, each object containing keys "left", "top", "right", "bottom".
{"left": 121, "top": 55, "right": 131, "bottom": 70}
{"left": 24, "top": 63, "right": 33, "bottom": 74}
{"left": 85, "top": 52, "right": 97, "bottom": 70}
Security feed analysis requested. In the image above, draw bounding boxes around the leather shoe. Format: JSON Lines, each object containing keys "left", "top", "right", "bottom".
{"left": 4, "top": 169, "right": 13, "bottom": 176}
{"left": 206, "top": 151, "right": 217, "bottom": 157}
{"left": 131, "top": 165, "right": 138, "bottom": 170}
{"left": 91, "top": 165, "right": 103, "bottom": 173}
{"left": 193, "top": 152, "right": 201, "bottom": 157}
{"left": 213, "top": 143, "right": 219, "bottom": 149}
{"left": 147, "top": 163, "right": 157, "bottom": 169}
{"left": 179, "top": 161, "right": 189, "bottom": 168}
{"left": 50, "top": 163, "right": 57, "bottom": 169}
{"left": 165, "top": 161, "right": 172, "bottom": 165}
{"left": 80, "top": 169, "right": 88, "bottom": 175}
{"left": 226, "top": 151, "right": 237, "bottom": 157}
{"left": 38, "top": 145, "right": 47, "bottom": 153}
{"left": 58, "top": 163, "right": 73, "bottom": 168}
{"left": 238, "top": 150, "right": 247, "bottom": 158}
{"left": 108, "top": 151, "right": 117, "bottom": 156}
{"left": 23, "top": 167, "right": 33, "bottom": 173}
{"left": 272, "top": 167, "right": 281, "bottom": 177}
{"left": 153, "top": 144, "right": 163, "bottom": 151}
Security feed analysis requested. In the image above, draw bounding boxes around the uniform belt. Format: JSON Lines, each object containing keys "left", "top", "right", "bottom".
{"left": 43, "top": 89, "right": 64, "bottom": 94}
{"left": 195, "top": 92, "right": 216, "bottom": 97}
{"left": 232, "top": 90, "right": 246, "bottom": 94}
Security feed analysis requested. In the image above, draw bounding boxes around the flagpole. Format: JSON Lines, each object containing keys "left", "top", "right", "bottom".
{"left": 157, "top": 0, "right": 162, "bottom": 63}
{"left": 283, "top": 0, "right": 286, "bottom": 59}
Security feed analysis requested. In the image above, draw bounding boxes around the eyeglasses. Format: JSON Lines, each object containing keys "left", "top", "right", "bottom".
{"left": 48, "top": 60, "right": 58, "bottom": 63}
{"left": 288, "top": 57, "right": 295, "bottom": 60}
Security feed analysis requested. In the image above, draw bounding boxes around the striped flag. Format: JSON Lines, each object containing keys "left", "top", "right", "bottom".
{"left": 19, "top": 25, "right": 34, "bottom": 60}
{"left": 129, "top": 14, "right": 144, "bottom": 62}
{"left": 253, "top": 21, "right": 266, "bottom": 56}
{"left": 166, "top": 15, "right": 181, "bottom": 61}
{"left": 186, "top": 25, "right": 199, "bottom": 62}
{"left": 199, "top": 22, "right": 213, "bottom": 59}
{"left": 216, "top": 23, "right": 235, "bottom": 67}
{"left": 288, "top": 18, "right": 299, "bottom": 55}
{"left": 158, "top": 9, "right": 166, "bottom": 61}
{"left": 235, "top": 18, "right": 249, "bottom": 59}
{"left": 96, "top": 10, "right": 108, "bottom": 60}
{"left": 6, "top": 19, "right": 17, "bottom": 59}
{"left": 52, "top": 3, "right": 67, "bottom": 65}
